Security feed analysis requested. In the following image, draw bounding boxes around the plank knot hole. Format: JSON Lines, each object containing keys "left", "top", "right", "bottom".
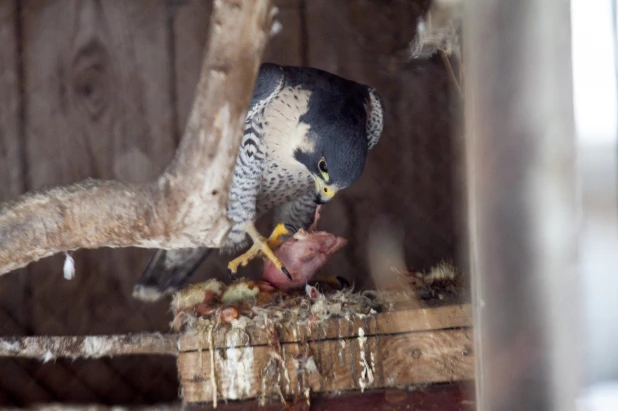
{"left": 71, "top": 39, "right": 111, "bottom": 119}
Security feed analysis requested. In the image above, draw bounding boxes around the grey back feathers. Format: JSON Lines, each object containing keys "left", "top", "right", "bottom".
{"left": 247, "top": 64, "right": 284, "bottom": 119}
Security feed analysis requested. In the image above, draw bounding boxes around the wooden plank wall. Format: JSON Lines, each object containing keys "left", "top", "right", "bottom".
{"left": 0, "top": 0, "right": 25, "bottom": 338}
{"left": 0, "top": 0, "right": 458, "bottom": 406}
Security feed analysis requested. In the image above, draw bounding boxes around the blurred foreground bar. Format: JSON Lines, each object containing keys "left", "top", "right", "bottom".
{"left": 464, "top": 1, "right": 581, "bottom": 410}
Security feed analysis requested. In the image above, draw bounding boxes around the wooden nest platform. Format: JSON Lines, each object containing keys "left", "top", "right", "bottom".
{"left": 173, "top": 278, "right": 473, "bottom": 407}
{"left": 0, "top": 264, "right": 473, "bottom": 409}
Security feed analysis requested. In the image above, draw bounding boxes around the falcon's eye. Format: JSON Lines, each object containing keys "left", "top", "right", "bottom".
{"left": 318, "top": 159, "right": 328, "bottom": 173}
{"left": 318, "top": 158, "right": 329, "bottom": 179}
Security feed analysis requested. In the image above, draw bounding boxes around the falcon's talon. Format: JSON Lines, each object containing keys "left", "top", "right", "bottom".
{"left": 281, "top": 266, "right": 293, "bottom": 281}
{"left": 227, "top": 268, "right": 237, "bottom": 281}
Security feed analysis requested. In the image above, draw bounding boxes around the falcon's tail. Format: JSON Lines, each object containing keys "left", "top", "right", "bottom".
{"left": 132, "top": 248, "right": 211, "bottom": 302}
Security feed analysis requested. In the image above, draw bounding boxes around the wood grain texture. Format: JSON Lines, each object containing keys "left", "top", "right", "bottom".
{"left": 9, "top": 2, "right": 179, "bottom": 404}
{"left": 1, "top": 0, "right": 276, "bottom": 276}
{"left": 170, "top": 0, "right": 213, "bottom": 140}
{"left": 172, "top": 0, "right": 302, "bottom": 134}
{"left": 23, "top": 0, "right": 176, "bottom": 188}
{"left": 0, "top": 0, "right": 22, "bottom": 199}
{"left": 0, "top": 0, "right": 29, "bottom": 338}
{"left": 186, "top": 383, "right": 472, "bottom": 411}
{"left": 20, "top": 0, "right": 175, "bottom": 336}
{"left": 0, "top": 5, "right": 33, "bottom": 401}
{"left": 179, "top": 328, "right": 473, "bottom": 402}
{"left": 1, "top": 0, "right": 275, "bottom": 405}
{"left": 0, "top": 0, "right": 302, "bottom": 406}
{"left": 0, "top": 333, "right": 178, "bottom": 359}
{"left": 179, "top": 304, "right": 472, "bottom": 350}
{"left": 0, "top": 1, "right": 461, "bottom": 406}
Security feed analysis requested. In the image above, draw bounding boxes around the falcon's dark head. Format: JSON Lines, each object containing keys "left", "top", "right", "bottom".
{"left": 290, "top": 67, "right": 385, "bottom": 204}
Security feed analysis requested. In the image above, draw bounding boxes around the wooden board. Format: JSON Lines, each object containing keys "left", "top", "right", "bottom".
{"left": 187, "top": 383, "right": 473, "bottom": 411}
{"left": 170, "top": 0, "right": 213, "bottom": 139}
{"left": 1, "top": 1, "right": 307, "bottom": 405}
{"left": 180, "top": 304, "right": 472, "bottom": 350}
{"left": 0, "top": 0, "right": 22, "bottom": 199}
{"left": 21, "top": 0, "right": 176, "bottom": 336}
{"left": 172, "top": 0, "right": 303, "bottom": 134}
{"left": 0, "top": 0, "right": 29, "bottom": 337}
{"left": 178, "top": 304, "right": 473, "bottom": 403}
{"left": 10, "top": 0, "right": 180, "bottom": 406}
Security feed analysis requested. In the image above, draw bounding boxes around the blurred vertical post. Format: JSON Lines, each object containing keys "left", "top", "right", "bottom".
{"left": 464, "top": 1, "right": 581, "bottom": 410}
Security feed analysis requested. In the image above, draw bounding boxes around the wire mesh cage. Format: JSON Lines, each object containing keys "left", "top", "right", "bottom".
{"left": 0, "top": 0, "right": 467, "bottom": 408}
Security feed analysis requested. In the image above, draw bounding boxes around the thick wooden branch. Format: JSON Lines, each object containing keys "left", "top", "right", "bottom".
{"left": 0, "top": 333, "right": 178, "bottom": 360}
{"left": 0, "top": 0, "right": 274, "bottom": 275}
{"left": 0, "top": 181, "right": 162, "bottom": 275}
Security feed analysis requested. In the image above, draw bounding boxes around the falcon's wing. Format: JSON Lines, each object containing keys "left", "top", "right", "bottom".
{"left": 247, "top": 63, "right": 284, "bottom": 119}
{"left": 224, "top": 64, "right": 285, "bottom": 248}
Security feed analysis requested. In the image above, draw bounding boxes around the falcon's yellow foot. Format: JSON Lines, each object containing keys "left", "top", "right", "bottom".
{"left": 227, "top": 242, "right": 262, "bottom": 278}
{"left": 227, "top": 223, "right": 292, "bottom": 280}
{"left": 267, "top": 223, "right": 294, "bottom": 249}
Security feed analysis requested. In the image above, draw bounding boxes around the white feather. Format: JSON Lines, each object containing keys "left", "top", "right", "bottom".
{"left": 63, "top": 253, "right": 75, "bottom": 280}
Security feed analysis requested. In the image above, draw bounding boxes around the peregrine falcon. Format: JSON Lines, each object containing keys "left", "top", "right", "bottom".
{"left": 133, "top": 63, "right": 384, "bottom": 301}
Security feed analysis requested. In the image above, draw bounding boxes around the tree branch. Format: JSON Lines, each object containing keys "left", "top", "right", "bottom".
{"left": 0, "top": 333, "right": 178, "bottom": 360}
{"left": 0, "top": 0, "right": 274, "bottom": 275}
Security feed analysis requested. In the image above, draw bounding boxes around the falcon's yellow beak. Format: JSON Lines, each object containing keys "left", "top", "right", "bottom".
{"left": 314, "top": 177, "right": 338, "bottom": 204}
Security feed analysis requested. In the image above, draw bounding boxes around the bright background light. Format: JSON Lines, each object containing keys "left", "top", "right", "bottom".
{"left": 572, "top": 2, "right": 618, "bottom": 407}
{"left": 572, "top": 0, "right": 617, "bottom": 146}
